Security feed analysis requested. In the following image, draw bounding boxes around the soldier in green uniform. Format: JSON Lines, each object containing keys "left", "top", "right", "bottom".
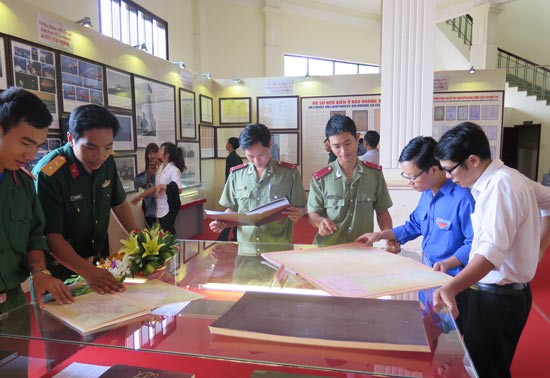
{"left": 0, "top": 87, "right": 72, "bottom": 314}
{"left": 308, "top": 115, "right": 394, "bottom": 246}
{"left": 209, "top": 123, "right": 307, "bottom": 255}
{"left": 33, "top": 104, "right": 137, "bottom": 294}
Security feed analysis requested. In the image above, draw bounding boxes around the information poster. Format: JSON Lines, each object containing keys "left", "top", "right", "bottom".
{"left": 301, "top": 95, "right": 381, "bottom": 189}
{"left": 432, "top": 91, "right": 504, "bottom": 159}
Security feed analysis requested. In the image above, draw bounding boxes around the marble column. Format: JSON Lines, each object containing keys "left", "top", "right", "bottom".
{"left": 380, "top": 0, "right": 435, "bottom": 169}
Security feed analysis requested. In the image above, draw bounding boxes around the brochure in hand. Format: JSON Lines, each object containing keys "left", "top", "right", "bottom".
{"left": 204, "top": 197, "right": 290, "bottom": 226}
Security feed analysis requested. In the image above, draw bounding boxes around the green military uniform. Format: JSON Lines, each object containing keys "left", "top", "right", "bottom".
{"left": 0, "top": 169, "right": 48, "bottom": 313}
{"left": 32, "top": 143, "right": 126, "bottom": 281}
{"left": 220, "top": 159, "right": 306, "bottom": 255}
{"left": 308, "top": 160, "right": 393, "bottom": 246}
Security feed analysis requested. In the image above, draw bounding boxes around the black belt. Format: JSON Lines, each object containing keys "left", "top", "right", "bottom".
{"left": 470, "top": 282, "right": 529, "bottom": 296}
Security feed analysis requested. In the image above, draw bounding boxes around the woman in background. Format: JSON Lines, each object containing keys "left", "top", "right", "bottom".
{"left": 133, "top": 143, "right": 160, "bottom": 227}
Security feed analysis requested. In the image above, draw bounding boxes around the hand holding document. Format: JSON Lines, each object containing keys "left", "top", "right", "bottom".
{"left": 204, "top": 197, "right": 290, "bottom": 227}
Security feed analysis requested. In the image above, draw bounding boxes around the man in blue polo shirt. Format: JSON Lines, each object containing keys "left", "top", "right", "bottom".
{"left": 356, "top": 136, "right": 474, "bottom": 328}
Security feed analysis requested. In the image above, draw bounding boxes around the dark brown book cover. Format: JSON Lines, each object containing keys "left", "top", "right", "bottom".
{"left": 98, "top": 364, "right": 195, "bottom": 378}
{"left": 209, "top": 292, "right": 430, "bottom": 353}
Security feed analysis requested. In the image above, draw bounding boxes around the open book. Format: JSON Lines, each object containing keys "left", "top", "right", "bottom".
{"left": 43, "top": 280, "right": 203, "bottom": 334}
{"left": 204, "top": 197, "right": 290, "bottom": 226}
{"left": 261, "top": 243, "right": 452, "bottom": 298}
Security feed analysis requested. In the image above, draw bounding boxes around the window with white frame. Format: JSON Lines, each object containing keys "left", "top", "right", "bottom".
{"left": 284, "top": 54, "right": 379, "bottom": 77}
{"left": 99, "top": 0, "right": 168, "bottom": 60}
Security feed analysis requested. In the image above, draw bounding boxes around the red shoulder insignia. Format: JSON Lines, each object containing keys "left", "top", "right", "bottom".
{"left": 362, "top": 161, "right": 382, "bottom": 171}
{"left": 278, "top": 161, "right": 297, "bottom": 169}
{"left": 312, "top": 166, "right": 333, "bottom": 180}
{"left": 230, "top": 163, "right": 247, "bottom": 172}
{"left": 19, "top": 167, "right": 36, "bottom": 180}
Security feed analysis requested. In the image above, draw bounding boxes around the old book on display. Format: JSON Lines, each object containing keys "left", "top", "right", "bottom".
{"left": 98, "top": 364, "right": 195, "bottom": 378}
{"left": 209, "top": 291, "right": 431, "bottom": 352}
{"left": 261, "top": 243, "right": 452, "bottom": 298}
{"left": 43, "top": 279, "right": 202, "bottom": 334}
{"left": 204, "top": 197, "right": 290, "bottom": 226}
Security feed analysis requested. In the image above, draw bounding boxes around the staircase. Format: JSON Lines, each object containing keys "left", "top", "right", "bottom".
{"left": 497, "top": 48, "right": 550, "bottom": 105}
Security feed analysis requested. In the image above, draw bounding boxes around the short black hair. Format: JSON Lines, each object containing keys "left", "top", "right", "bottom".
{"left": 365, "top": 130, "right": 380, "bottom": 148}
{"left": 227, "top": 137, "right": 240, "bottom": 150}
{"left": 435, "top": 122, "right": 491, "bottom": 163}
{"left": 325, "top": 115, "right": 356, "bottom": 139}
{"left": 0, "top": 87, "right": 52, "bottom": 133}
{"left": 68, "top": 104, "right": 120, "bottom": 141}
{"left": 399, "top": 136, "right": 441, "bottom": 171}
{"left": 239, "top": 123, "right": 271, "bottom": 149}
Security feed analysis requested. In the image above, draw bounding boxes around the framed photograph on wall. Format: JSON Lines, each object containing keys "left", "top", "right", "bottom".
{"left": 179, "top": 88, "right": 196, "bottom": 139}
{"left": 199, "top": 124, "right": 215, "bottom": 159}
{"left": 199, "top": 94, "right": 213, "bottom": 124}
{"left": 60, "top": 54, "right": 105, "bottom": 112}
{"left": 219, "top": 97, "right": 251, "bottom": 124}
{"left": 0, "top": 35, "right": 8, "bottom": 89}
{"left": 106, "top": 67, "right": 132, "bottom": 110}
{"left": 112, "top": 110, "right": 135, "bottom": 151}
{"left": 215, "top": 126, "right": 245, "bottom": 159}
{"left": 179, "top": 141, "right": 201, "bottom": 188}
{"left": 271, "top": 132, "right": 299, "bottom": 165}
{"left": 134, "top": 76, "right": 176, "bottom": 148}
{"left": 257, "top": 95, "right": 299, "bottom": 129}
{"left": 114, "top": 154, "right": 137, "bottom": 193}
{"left": 26, "top": 135, "right": 63, "bottom": 171}
{"left": 11, "top": 39, "right": 59, "bottom": 128}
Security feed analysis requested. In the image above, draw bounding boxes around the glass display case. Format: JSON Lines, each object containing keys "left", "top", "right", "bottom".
{"left": 0, "top": 241, "right": 477, "bottom": 378}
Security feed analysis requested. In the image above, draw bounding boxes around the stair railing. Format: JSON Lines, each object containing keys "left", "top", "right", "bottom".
{"left": 498, "top": 48, "right": 549, "bottom": 103}
{"left": 445, "top": 15, "right": 472, "bottom": 47}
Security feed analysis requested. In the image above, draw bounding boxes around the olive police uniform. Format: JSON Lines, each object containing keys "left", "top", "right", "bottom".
{"left": 308, "top": 160, "right": 393, "bottom": 246}
{"left": 32, "top": 143, "right": 126, "bottom": 281}
{"left": 220, "top": 159, "right": 306, "bottom": 255}
{"left": 0, "top": 169, "right": 48, "bottom": 313}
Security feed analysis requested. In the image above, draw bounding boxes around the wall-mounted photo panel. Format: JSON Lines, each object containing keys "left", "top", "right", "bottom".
{"left": 179, "top": 141, "right": 201, "bottom": 188}
{"left": 134, "top": 76, "right": 176, "bottom": 148}
{"left": 271, "top": 132, "right": 299, "bottom": 165}
{"left": 219, "top": 97, "right": 251, "bottom": 124}
{"left": 215, "top": 126, "right": 245, "bottom": 159}
{"left": 179, "top": 88, "right": 196, "bottom": 139}
{"left": 257, "top": 95, "right": 299, "bottom": 129}
{"left": 112, "top": 110, "right": 135, "bottom": 151}
{"left": 0, "top": 35, "right": 8, "bottom": 89}
{"left": 199, "top": 124, "right": 215, "bottom": 159}
{"left": 106, "top": 67, "right": 132, "bottom": 110}
{"left": 11, "top": 39, "right": 59, "bottom": 128}
{"left": 26, "top": 135, "right": 62, "bottom": 171}
{"left": 60, "top": 54, "right": 104, "bottom": 112}
{"left": 199, "top": 94, "right": 213, "bottom": 124}
{"left": 114, "top": 154, "right": 138, "bottom": 193}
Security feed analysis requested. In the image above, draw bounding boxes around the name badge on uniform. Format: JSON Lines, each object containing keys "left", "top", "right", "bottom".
{"left": 70, "top": 194, "right": 83, "bottom": 202}
{"left": 102, "top": 179, "right": 111, "bottom": 188}
{"left": 236, "top": 186, "right": 247, "bottom": 192}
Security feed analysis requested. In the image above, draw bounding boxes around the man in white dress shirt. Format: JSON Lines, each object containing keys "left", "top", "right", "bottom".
{"left": 358, "top": 130, "right": 380, "bottom": 165}
{"left": 433, "top": 122, "right": 550, "bottom": 378}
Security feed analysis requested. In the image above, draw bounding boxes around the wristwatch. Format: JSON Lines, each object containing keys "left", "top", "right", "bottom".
{"left": 32, "top": 268, "right": 52, "bottom": 276}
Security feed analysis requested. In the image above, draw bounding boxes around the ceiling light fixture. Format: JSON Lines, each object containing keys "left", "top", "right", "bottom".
{"left": 75, "top": 17, "right": 93, "bottom": 28}
{"left": 201, "top": 72, "right": 212, "bottom": 80}
{"left": 231, "top": 75, "right": 241, "bottom": 84}
{"left": 133, "top": 43, "right": 148, "bottom": 52}
{"left": 173, "top": 61, "right": 186, "bottom": 69}
{"left": 469, "top": 66, "right": 476, "bottom": 74}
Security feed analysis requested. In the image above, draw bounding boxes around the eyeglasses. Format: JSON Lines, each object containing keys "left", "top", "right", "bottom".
{"left": 443, "top": 158, "right": 466, "bottom": 175}
{"left": 400, "top": 170, "right": 425, "bottom": 181}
